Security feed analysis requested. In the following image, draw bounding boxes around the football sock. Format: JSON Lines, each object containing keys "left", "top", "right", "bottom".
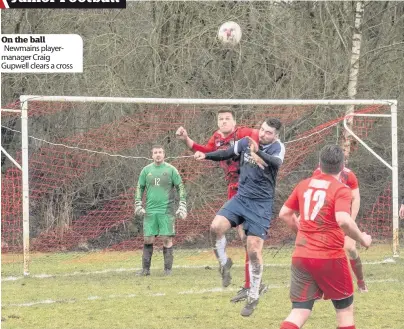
{"left": 350, "top": 256, "right": 364, "bottom": 281}
{"left": 244, "top": 251, "right": 250, "bottom": 289}
{"left": 214, "top": 236, "right": 228, "bottom": 266}
{"left": 163, "top": 246, "right": 173, "bottom": 270}
{"left": 280, "top": 321, "right": 299, "bottom": 329}
{"left": 249, "top": 262, "right": 263, "bottom": 299}
{"left": 142, "top": 244, "right": 153, "bottom": 270}
{"left": 338, "top": 326, "right": 356, "bottom": 329}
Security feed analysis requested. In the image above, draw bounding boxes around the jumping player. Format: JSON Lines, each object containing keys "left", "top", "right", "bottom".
{"left": 194, "top": 118, "right": 285, "bottom": 316}
{"left": 176, "top": 109, "right": 264, "bottom": 303}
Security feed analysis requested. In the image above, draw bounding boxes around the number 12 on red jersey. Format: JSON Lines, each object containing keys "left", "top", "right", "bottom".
{"left": 303, "top": 189, "right": 326, "bottom": 221}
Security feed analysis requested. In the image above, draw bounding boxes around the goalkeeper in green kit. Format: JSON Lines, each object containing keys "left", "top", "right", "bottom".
{"left": 135, "top": 145, "right": 187, "bottom": 276}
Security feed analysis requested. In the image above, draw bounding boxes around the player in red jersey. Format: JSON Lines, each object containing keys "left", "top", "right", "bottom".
{"left": 278, "top": 144, "right": 372, "bottom": 329}
{"left": 312, "top": 165, "right": 367, "bottom": 292}
{"left": 176, "top": 109, "right": 266, "bottom": 303}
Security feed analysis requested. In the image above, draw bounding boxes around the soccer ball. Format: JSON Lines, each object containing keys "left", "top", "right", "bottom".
{"left": 217, "top": 21, "right": 242, "bottom": 46}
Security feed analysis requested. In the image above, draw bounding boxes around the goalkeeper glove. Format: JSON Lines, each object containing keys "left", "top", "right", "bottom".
{"left": 176, "top": 201, "right": 187, "bottom": 220}
{"left": 135, "top": 201, "right": 146, "bottom": 218}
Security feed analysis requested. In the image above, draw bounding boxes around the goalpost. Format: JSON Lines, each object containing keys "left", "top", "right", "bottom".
{"left": 1, "top": 96, "right": 399, "bottom": 276}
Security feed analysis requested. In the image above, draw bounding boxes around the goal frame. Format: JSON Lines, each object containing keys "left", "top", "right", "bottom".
{"left": 1, "top": 96, "right": 399, "bottom": 275}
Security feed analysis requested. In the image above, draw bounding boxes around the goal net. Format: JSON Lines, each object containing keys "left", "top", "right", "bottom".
{"left": 1, "top": 97, "right": 399, "bottom": 276}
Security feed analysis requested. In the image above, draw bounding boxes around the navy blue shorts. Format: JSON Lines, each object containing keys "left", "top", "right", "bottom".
{"left": 217, "top": 195, "right": 273, "bottom": 239}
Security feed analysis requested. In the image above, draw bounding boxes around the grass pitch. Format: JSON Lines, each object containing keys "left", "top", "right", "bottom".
{"left": 2, "top": 244, "right": 404, "bottom": 329}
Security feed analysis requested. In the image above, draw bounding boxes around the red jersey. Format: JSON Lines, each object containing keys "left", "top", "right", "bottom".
{"left": 313, "top": 167, "right": 359, "bottom": 190}
{"left": 192, "top": 127, "right": 259, "bottom": 185}
{"left": 285, "top": 173, "right": 352, "bottom": 259}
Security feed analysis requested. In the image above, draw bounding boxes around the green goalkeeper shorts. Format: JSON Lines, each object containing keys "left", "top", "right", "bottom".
{"left": 143, "top": 213, "right": 175, "bottom": 237}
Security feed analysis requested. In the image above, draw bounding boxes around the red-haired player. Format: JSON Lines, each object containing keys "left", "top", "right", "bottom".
{"left": 176, "top": 109, "right": 267, "bottom": 303}
{"left": 278, "top": 144, "right": 372, "bottom": 329}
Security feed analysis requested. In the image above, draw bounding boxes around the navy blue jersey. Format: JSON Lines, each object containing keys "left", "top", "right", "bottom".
{"left": 233, "top": 137, "right": 285, "bottom": 200}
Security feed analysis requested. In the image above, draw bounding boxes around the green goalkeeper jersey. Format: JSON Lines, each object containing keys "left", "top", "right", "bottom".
{"left": 135, "top": 162, "right": 186, "bottom": 214}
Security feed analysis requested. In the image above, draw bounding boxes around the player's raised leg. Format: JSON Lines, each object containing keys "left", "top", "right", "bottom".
{"left": 230, "top": 225, "right": 249, "bottom": 302}
{"left": 231, "top": 224, "right": 268, "bottom": 303}
{"left": 244, "top": 248, "right": 250, "bottom": 288}
{"left": 228, "top": 183, "right": 251, "bottom": 302}
{"left": 240, "top": 235, "right": 264, "bottom": 317}
{"left": 345, "top": 236, "right": 367, "bottom": 292}
{"left": 210, "top": 214, "right": 233, "bottom": 287}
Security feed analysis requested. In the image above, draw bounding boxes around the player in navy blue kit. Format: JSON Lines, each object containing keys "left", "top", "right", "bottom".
{"left": 194, "top": 118, "right": 285, "bottom": 317}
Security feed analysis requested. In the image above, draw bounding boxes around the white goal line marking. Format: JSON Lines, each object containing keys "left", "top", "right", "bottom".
{"left": 3, "top": 279, "right": 402, "bottom": 308}
{"left": 1, "top": 258, "right": 397, "bottom": 282}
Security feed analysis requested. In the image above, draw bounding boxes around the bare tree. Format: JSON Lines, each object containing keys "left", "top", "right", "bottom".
{"left": 343, "top": 1, "right": 365, "bottom": 161}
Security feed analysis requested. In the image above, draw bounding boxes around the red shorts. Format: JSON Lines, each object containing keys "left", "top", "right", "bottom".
{"left": 227, "top": 183, "right": 238, "bottom": 200}
{"left": 290, "top": 257, "right": 353, "bottom": 302}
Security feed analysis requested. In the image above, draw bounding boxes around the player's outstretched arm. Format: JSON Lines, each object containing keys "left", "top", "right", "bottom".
{"left": 195, "top": 137, "right": 250, "bottom": 162}
{"left": 194, "top": 151, "right": 206, "bottom": 160}
{"left": 202, "top": 136, "right": 251, "bottom": 162}
{"left": 191, "top": 140, "right": 216, "bottom": 153}
{"left": 176, "top": 126, "right": 216, "bottom": 153}
{"left": 176, "top": 126, "right": 195, "bottom": 150}
{"left": 203, "top": 146, "right": 236, "bottom": 161}
{"left": 336, "top": 211, "right": 372, "bottom": 248}
{"left": 279, "top": 205, "right": 299, "bottom": 234}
